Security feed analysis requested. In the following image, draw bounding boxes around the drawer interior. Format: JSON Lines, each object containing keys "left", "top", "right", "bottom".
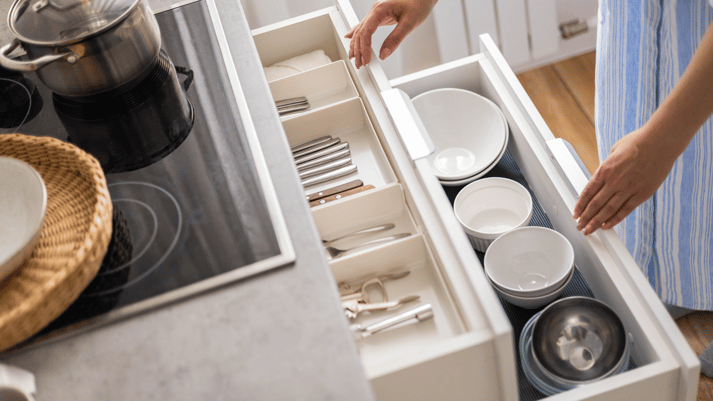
{"left": 392, "top": 56, "right": 678, "bottom": 398}
{"left": 442, "top": 148, "right": 639, "bottom": 400}
{"left": 250, "top": 7, "right": 682, "bottom": 401}
{"left": 252, "top": 8, "right": 504, "bottom": 400}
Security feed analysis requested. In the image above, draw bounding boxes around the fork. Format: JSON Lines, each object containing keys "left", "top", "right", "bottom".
{"left": 322, "top": 223, "right": 395, "bottom": 247}
{"left": 324, "top": 233, "right": 410, "bottom": 259}
{"left": 343, "top": 295, "right": 421, "bottom": 319}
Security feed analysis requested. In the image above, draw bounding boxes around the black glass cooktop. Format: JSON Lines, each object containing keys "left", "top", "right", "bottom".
{"left": 0, "top": 0, "right": 294, "bottom": 345}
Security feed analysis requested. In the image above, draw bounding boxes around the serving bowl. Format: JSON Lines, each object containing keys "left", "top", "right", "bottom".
{"left": 484, "top": 226, "right": 574, "bottom": 297}
{"left": 0, "top": 156, "right": 47, "bottom": 281}
{"left": 411, "top": 88, "right": 508, "bottom": 181}
{"left": 531, "top": 297, "right": 629, "bottom": 384}
{"left": 487, "top": 267, "right": 573, "bottom": 309}
{"left": 454, "top": 177, "right": 533, "bottom": 251}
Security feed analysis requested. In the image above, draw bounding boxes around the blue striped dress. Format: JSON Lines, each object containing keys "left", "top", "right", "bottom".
{"left": 596, "top": 0, "right": 713, "bottom": 310}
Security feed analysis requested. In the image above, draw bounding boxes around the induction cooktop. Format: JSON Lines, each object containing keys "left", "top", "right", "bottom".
{"left": 0, "top": 0, "right": 294, "bottom": 350}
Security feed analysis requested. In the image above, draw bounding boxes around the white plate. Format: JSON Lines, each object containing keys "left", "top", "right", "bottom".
{"left": 0, "top": 157, "right": 47, "bottom": 281}
{"left": 412, "top": 88, "right": 508, "bottom": 181}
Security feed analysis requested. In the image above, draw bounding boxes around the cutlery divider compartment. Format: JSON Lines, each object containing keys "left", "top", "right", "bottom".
{"left": 282, "top": 98, "right": 397, "bottom": 195}
{"left": 329, "top": 234, "right": 479, "bottom": 375}
{"left": 312, "top": 183, "right": 415, "bottom": 242}
{"left": 252, "top": 10, "right": 345, "bottom": 69}
{"left": 270, "top": 60, "right": 359, "bottom": 120}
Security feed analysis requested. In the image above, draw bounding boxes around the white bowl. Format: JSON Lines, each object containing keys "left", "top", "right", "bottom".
{"left": 412, "top": 88, "right": 508, "bottom": 181}
{"left": 484, "top": 227, "right": 574, "bottom": 297}
{"left": 0, "top": 157, "right": 47, "bottom": 281}
{"left": 454, "top": 177, "right": 533, "bottom": 252}
{"left": 487, "top": 267, "right": 573, "bottom": 309}
{"left": 439, "top": 105, "right": 509, "bottom": 187}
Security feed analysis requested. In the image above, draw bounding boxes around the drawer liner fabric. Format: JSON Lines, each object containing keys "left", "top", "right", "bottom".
{"left": 443, "top": 147, "right": 636, "bottom": 400}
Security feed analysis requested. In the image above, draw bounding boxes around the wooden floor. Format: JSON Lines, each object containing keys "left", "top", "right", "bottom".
{"left": 516, "top": 51, "right": 713, "bottom": 400}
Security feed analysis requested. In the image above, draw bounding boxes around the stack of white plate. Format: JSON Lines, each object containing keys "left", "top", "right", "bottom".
{"left": 411, "top": 88, "right": 509, "bottom": 186}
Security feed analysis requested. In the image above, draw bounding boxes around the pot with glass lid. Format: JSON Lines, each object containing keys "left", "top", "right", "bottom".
{"left": 0, "top": 0, "right": 161, "bottom": 97}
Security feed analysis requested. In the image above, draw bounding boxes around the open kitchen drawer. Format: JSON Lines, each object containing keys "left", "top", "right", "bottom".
{"left": 249, "top": 1, "right": 700, "bottom": 400}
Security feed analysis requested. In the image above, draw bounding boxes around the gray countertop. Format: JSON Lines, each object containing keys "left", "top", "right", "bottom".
{"left": 0, "top": 0, "right": 375, "bottom": 400}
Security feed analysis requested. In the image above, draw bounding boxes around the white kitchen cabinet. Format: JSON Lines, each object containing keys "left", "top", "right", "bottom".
{"left": 247, "top": 0, "right": 699, "bottom": 399}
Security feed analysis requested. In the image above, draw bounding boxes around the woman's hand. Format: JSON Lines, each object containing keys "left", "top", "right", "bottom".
{"left": 573, "top": 128, "right": 678, "bottom": 235}
{"left": 345, "top": 0, "right": 437, "bottom": 68}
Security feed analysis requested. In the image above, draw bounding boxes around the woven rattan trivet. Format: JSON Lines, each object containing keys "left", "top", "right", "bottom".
{"left": 0, "top": 133, "right": 113, "bottom": 352}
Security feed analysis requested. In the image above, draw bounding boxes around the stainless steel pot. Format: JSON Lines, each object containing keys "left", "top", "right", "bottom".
{"left": 0, "top": 0, "right": 161, "bottom": 97}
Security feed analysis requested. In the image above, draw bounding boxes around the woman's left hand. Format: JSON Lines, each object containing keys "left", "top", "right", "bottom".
{"left": 573, "top": 128, "right": 676, "bottom": 235}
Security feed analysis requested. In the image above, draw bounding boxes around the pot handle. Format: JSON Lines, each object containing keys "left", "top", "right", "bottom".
{"left": 175, "top": 66, "right": 194, "bottom": 92}
{"left": 0, "top": 39, "right": 74, "bottom": 72}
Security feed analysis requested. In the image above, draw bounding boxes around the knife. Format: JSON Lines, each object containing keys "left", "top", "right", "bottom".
{"left": 278, "top": 102, "right": 310, "bottom": 115}
{"left": 309, "top": 185, "right": 374, "bottom": 207}
{"left": 299, "top": 157, "right": 352, "bottom": 180}
{"left": 294, "top": 142, "right": 349, "bottom": 165}
{"left": 292, "top": 138, "right": 340, "bottom": 159}
{"left": 297, "top": 148, "right": 351, "bottom": 172}
{"left": 276, "top": 96, "right": 308, "bottom": 108}
{"left": 291, "top": 135, "right": 332, "bottom": 154}
{"left": 305, "top": 180, "right": 363, "bottom": 202}
{"left": 302, "top": 164, "right": 358, "bottom": 188}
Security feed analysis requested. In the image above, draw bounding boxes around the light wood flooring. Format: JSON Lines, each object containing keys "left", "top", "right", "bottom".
{"left": 516, "top": 51, "right": 713, "bottom": 400}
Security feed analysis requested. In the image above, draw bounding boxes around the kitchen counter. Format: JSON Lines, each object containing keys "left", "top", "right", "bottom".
{"left": 0, "top": 0, "right": 376, "bottom": 400}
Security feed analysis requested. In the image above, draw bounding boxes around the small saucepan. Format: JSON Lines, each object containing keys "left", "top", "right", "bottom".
{"left": 0, "top": 0, "right": 161, "bottom": 97}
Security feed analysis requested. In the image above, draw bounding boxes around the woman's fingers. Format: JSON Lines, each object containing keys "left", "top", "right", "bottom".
{"left": 578, "top": 191, "right": 631, "bottom": 235}
{"left": 345, "top": 26, "right": 356, "bottom": 39}
{"left": 354, "top": 33, "right": 363, "bottom": 68}
{"left": 573, "top": 174, "right": 604, "bottom": 220}
{"left": 601, "top": 195, "right": 637, "bottom": 230}
{"left": 380, "top": 19, "right": 414, "bottom": 59}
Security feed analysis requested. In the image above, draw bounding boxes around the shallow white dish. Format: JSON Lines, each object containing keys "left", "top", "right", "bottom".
{"left": 484, "top": 226, "right": 574, "bottom": 297}
{"left": 412, "top": 88, "right": 508, "bottom": 181}
{"left": 454, "top": 177, "right": 533, "bottom": 252}
{"left": 438, "top": 104, "right": 509, "bottom": 187}
{"left": 0, "top": 157, "right": 47, "bottom": 281}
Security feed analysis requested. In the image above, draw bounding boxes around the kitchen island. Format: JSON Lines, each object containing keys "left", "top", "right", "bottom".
{"left": 0, "top": 0, "right": 376, "bottom": 399}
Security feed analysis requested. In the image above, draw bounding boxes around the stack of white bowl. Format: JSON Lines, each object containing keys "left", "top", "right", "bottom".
{"left": 483, "top": 227, "right": 575, "bottom": 309}
{"left": 454, "top": 177, "right": 533, "bottom": 252}
{"left": 411, "top": 88, "right": 509, "bottom": 186}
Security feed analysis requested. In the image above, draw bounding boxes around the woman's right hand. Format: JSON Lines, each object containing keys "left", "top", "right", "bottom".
{"left": 345, "top": 0, "right": 438, "bottom": 68}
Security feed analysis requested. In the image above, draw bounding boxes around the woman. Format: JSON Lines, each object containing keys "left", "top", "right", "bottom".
{"left": 346, "top": 0, "right": 713, "bottom": 377}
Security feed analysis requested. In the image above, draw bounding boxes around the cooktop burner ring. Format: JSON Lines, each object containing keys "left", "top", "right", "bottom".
{"left": 86, "top": 181, "right": 184, "bottom": 296}
{"left": 95, "top": 198, "right": 157, "bottom": 275}
{"left": 0, "top": 77, "right": 33, "bottom": 130}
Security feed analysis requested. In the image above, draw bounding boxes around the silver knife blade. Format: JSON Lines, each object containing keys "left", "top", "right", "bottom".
{"left": 297, "top": 148, "right": 351, "bottom": 172}
{"left": 291, "top": 135, "right": 332, "bottom": 154}
{"left": 278, "top": 102, "right": 310, "bottom": 115}
{"left": 276, "top": 96, "right": 308, "bottom": 107}
{"left": 299, "top": 157, "right": 352, "bottom": 180}
{"left": 302, "top": 164, "right": 358, "bottom": 188}
{"left": 292, "top": 138, "right": 340, "bottom": 159}
{"left": 294, "top": 142, "right": 349, "bottom": 165}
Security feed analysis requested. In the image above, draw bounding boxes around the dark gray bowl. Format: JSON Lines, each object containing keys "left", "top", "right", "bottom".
{"left": 531, "top": 296, "right": 627, "bottom": 382}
